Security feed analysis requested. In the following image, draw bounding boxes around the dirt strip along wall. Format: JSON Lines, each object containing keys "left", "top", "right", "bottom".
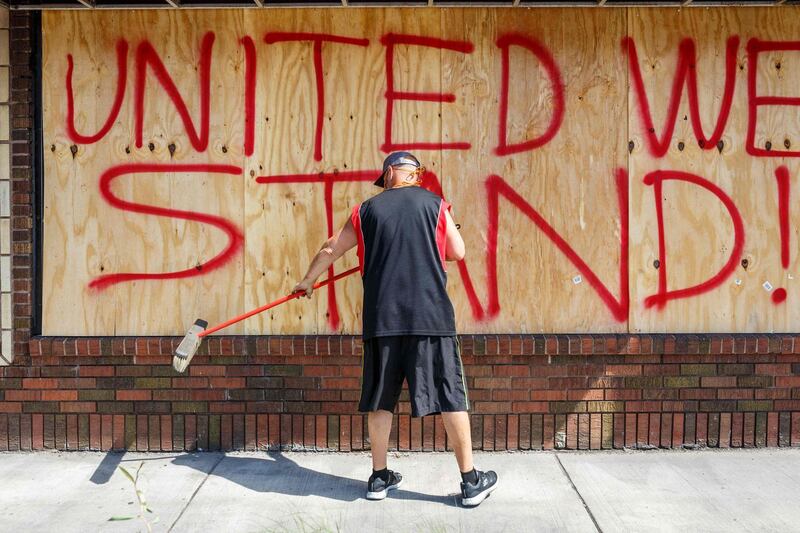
{"left": 1, "top": 8, "right": 800, "bottom": 451}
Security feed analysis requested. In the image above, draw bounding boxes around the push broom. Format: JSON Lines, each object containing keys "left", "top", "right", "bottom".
{"left": 173, "top": 266, "right": 359, "bottom": 372}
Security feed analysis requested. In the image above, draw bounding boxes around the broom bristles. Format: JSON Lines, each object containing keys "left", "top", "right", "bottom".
{"left": 172, "top": 319, "right": 208, "bottom": 373}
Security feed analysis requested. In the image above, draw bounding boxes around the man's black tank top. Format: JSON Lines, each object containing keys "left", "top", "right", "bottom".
{"left": 350, "top": 186, "right": 457, "bottom": 339}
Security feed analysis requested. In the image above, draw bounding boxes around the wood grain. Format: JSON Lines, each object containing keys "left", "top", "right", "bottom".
{"left": 41, "top": 7, "right": 800, "bottom": 335}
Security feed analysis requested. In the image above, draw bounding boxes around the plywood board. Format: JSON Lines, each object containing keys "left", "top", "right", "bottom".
{"left": 41, "top": 7, "right": 800, "bottom": 335}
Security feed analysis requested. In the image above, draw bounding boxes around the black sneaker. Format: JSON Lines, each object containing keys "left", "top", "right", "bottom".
{"left": 460, "top": 470, "right": 498, "bottom": 507}
{"left": 366, "top": 470, "right": 403, "bottom": 500}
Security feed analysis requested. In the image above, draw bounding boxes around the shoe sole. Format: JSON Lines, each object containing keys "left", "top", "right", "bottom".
{"left": 461, "top": 481, "right": 498, "bottom": 507}
{"left": 366, "top": 478, "right": 403, "bottom": 500}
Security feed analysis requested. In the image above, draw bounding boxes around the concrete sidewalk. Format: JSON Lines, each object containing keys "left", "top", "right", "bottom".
{"left": 1, "top": 449, "right": 799, "bottom": 533}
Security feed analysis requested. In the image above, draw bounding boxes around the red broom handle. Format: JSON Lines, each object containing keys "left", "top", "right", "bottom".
{"left": 198, "top": 266, "right": 360, "bottom": 338}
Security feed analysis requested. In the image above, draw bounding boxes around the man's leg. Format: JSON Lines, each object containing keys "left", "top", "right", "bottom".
{"left": 368, "top": 409, "right": 394, "bottom": 470}
{"left": 441, "top": 411, "right": 474, "bottom": 473}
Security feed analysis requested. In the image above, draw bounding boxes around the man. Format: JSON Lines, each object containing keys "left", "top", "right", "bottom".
{"left": 293, "top": 152, "right": 498, "bottom": 507}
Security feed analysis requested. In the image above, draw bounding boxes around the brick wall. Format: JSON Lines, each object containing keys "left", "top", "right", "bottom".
{"left": 0, "top": 334, "right": 798, "bottom": 451}
{"left": 1, "top": 12, "right": 799, "bottom": 452}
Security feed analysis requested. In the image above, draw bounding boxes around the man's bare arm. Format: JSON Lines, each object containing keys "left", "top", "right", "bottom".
{"left": 444, "top": 209, "right": 465, "bottom": 261}
{"left": 292, "top": 220, "right": 358, "bottom": 297}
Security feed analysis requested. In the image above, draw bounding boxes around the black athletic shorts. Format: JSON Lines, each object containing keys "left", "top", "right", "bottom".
{"left": 358, "top": 335, "right": 469, "bottom": 418}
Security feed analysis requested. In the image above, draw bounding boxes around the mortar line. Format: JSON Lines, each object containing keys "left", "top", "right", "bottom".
{"left": 168, "top": 453, "right": 226, "bottom": 533}
{"left": 554, "top": 452, "right": 603, "bottom": 533}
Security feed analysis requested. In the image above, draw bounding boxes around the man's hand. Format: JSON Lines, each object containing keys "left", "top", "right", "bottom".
{"left": 292, "top": 279, "right": 314, "bottom": 298}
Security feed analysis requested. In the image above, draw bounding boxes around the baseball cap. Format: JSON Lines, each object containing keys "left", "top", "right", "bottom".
{"left": 374, "top": 151, "right": 421, "bottom": 188}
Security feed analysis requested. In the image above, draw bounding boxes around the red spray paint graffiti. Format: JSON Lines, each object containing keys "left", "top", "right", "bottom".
{"left": 257, "top": 167, "right": 631, "bottom": 325}
{"left": 624, "top": 36, "right": 739, "bottom": 157}
{"left": 380, "top": 33, "right": 473, "bottom": 153}
{"left": 773, "top": 165, "right": 791, "bottom": 305}
{"left": 495, "top": 34, "right": 565, "bottom": 156}
{"left": 483, "top": 170, "right": 629, "bottom": 321}
{"left": 134, "top": 32, "right": 215, "bottom": 152}
{"left": 255, "top": 169, "right": 455, "bottom": 329}
{"left": 642, "top": 170, "right": 745, "bottom": 309}
{"left": 263, "top": 33, "right": 370, "bottom": 162}
{"left": 89, "top": 163, "right": 244, "bottom": 290}
{"left": 61, "top": 30, "right": 800, "bottom": 327}
{"left": 746, "top": 38, "right": 800, "bottom": 157}
{"left": 242, "top": 36, "right": 257, "bottom": 157}
{"left": 66, "top": 40, "right": 128, "bottom": 144}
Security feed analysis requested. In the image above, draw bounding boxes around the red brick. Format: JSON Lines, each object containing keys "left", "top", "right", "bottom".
{"left": 575, "top": 413, "right": 588, "bottom": 450}
{"left": 483, "top": 414, "right": 495, "bottom": 451}
{"left": 473, "top": 378, "right": 511, "bottom": 389}
{"left": 743, "top": 413, "right": 756, "bottom": 447}
{"left": 718, "top": 389, "right": 753, "bottom": 400}
{"left": 625, "top": 414, "right": 637, "bottom": 448}
{"left": 719, "top": 413, "right": 731, "bottom": 448}
{"left": 700, "top": 376, "right": 736, "bottom": 388}
{"left": 792, "top": 413, "right": 800, "bottom": 446}
{"left": 493, "top": 365, "right": 529, "bottom": 377}
{"left": 22, "top": 378, "right": 59, "bottom": 389}
{"left": 87, "top": 414, "right": 100, "bottom": 450}
{"left": 660, "top": 413, "right": 672, "bottom": 448}
{"left": 321, "top": 378, "right": 360, "bottom": 390}
{"left": 605, "top": 389, "right": 641, "bottom": 400}
{"left": 117, "top": 390, "right": 151, "bottom": 401}
{"left": 255, "top": 414, "right": 269, "bottom": 450}
{"left": 310, "top": 415, "right": 324, "bottom": 450}
{"left": 135, "top": 415, "right": 147, "bottom": 451}
{"left": 568, "top": 389, "right": 603, "bottom": 401}
{"left": 433, "top": 415, "right": 447, "bottom": 452}
{"left": 331, "top": 414, "right": 346, "bottom": 451}
{"left": 0, "top": 415, "right": 7, "bottom": 451}
{"left": 161, "top": 415, "right": 172, "bottom": 451}
{"left": 511, "top": 378, "right": 548, "bottom": 389}
{"left": 303, "top": 415, "right": 315, "bottom": 449}
{"left": 148, "top": 415, "right": 160, "bottom": 451}
{"left": 494, "top": 415, "right": 507, "bottom": 451}
{"left": 190, "top": 390, "right": 226, "bottom": 401}
{"left": 303, "top": 365, "right": 340, "bottom": 377}
{"left": 731, "top": 413, "right": 743, "bottom": 447}
{"left": 172, "top": 377, "right": 209, "bottom": 389}
{"left": 410, "top": 416, "right": 422, "bottom": 451}
{"left": 209, "top": 377, "right": 246, "bottom": 389}
{"left": 507, "top": 414, "right": 519, "bottom": 450}
{"left": 775, "top": 376, "right": 800, "bottom": 387}
{"left": 67, "top": 415, "right": 78, "bottom": 450}
{"left": 19, "top": 415, "right": 31, "bottom": 451}
{"left": 353, "top": 415, "right": 365, "bottom": 451}
{"left": 220, "top": 415, "right": 232, "bottom": 450}
{"left": 190, "top": 366, "right": 226, "bottom": 377}
{"left": 113, "top": 415, "right": 125, "bottom": 450}
{"left": 5, "top": 390, "right": 39, "bottom": 401}
{"left": 60, "top": 402, "right": 95, "bottom": 413}
{"left": 184, "top": 415, "right": 197, "bottom": 451}
{"left": 696, "top": 413, "right": 708, "bottom": 446}
{"left": 79, "top": 366, "right": 114, "bottom": 377}
{"left": 101, "top": 415, "right": 113, "bottom": 451}
{"left": 613, "top": 413, "right": 624, "bottom": 448}
{"left": 605, "top": 365, "right": 642, "bottom": 376}
{"left": 473, "top": 402, "right": 511, "bottom": 414}
{"left": 492, "top": 389, "right": 529, "bottom": 401}
{"left": 755, "top": 363, "right": 791, "bottom": 375}
{"left": 767, "top": 412, "right": 779, "bottom": 447}
{"left": 636, "top": 413, "right": 649, "bottom": 446}
{"left": 531, "top": 390, "right": 567, "bottom": 401}
{"left": 385, "top": 414, "right": 401, "bottom": 451}
{"left": 31, "top": 414, "right": 43, "bottom": 450}
{"left": 647, "top": 414, "right": 660, "bottom": 447}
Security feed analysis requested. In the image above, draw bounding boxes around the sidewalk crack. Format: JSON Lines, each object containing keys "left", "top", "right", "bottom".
{"left": 168, "top": 453, "right": 226, "bottom": 532}
{"left": 554, "top": 453, "right": 603, "bottom": 533}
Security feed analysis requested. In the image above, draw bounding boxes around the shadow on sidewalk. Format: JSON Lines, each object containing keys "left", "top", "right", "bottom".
{"left": 171, "top": 452, "right": 459, "bottom": 506}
